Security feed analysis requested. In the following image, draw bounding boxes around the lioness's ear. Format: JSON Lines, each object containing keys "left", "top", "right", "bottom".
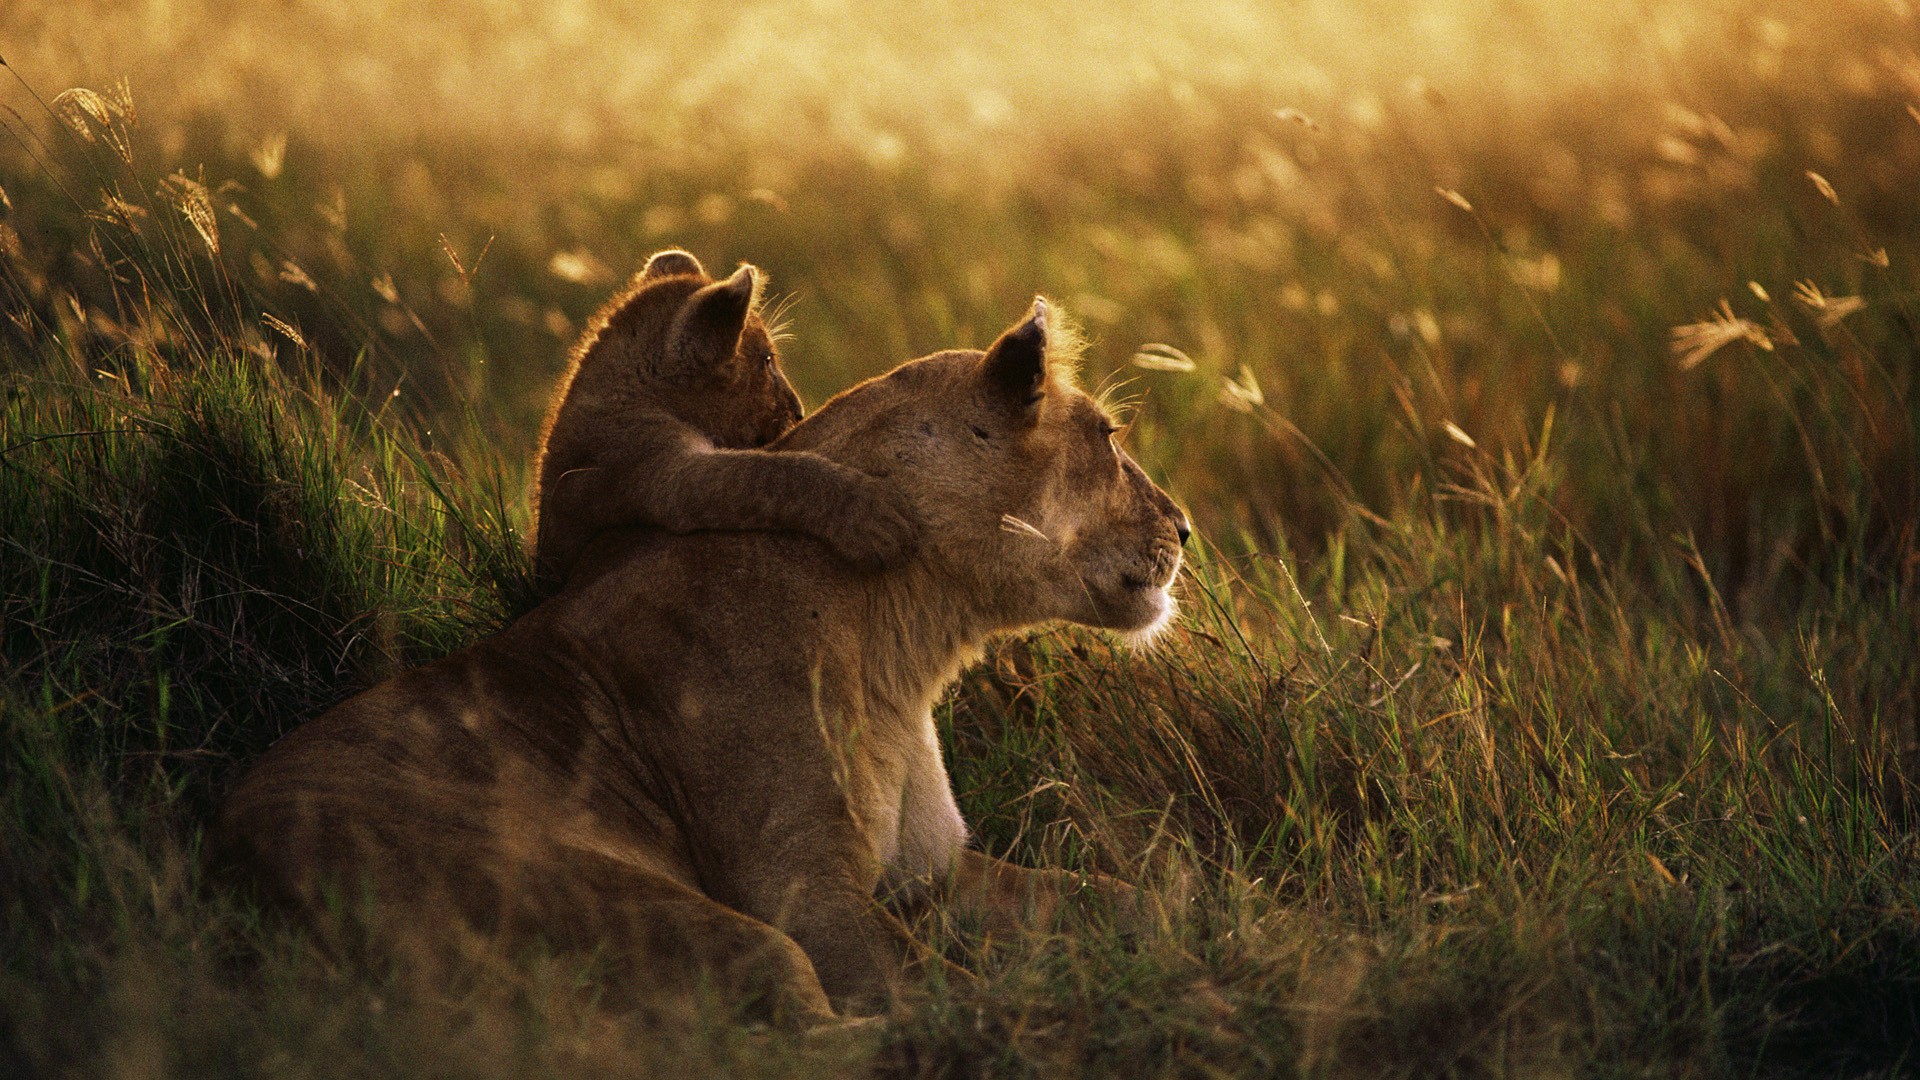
{"left": 663, "top": 264, "right": 757, "bottom": 377}
{"left": 982, "top": 298, "right": 1050, "bottom": 414}
{"left": 642, "top": 249, "right": 705, "bottom": 280}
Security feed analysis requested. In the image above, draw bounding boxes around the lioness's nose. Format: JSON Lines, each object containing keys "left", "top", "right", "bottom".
{"left": 1175, "top": 514, "right": 1191, "bottom": 546}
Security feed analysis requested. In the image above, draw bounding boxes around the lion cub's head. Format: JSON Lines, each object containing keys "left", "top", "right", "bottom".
{"left": 573, "top": 249, "right": 802, "bottom": 449}
{"left": 782, "top": 300, "right": 1190, "bottom": 640}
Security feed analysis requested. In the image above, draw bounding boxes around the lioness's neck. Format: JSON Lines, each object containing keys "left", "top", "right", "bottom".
{"left": 845, "top": 560, "right": 998, "bottom": 720}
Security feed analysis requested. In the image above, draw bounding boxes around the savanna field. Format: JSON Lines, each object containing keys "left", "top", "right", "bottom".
{"left": 2, "top": 0, "right": 1918, "bottom": 1075}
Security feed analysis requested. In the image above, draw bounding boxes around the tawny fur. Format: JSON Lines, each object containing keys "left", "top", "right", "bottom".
{"left": 531, "top": 249, "right": 917, "bottom": 586}
{"left": 214, "top": 299, "right": 1189, "bottom": 1025}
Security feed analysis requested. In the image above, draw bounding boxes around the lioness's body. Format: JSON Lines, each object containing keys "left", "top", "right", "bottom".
{"left": 217, "top": 302, "right": 1188, "bottom": 1021}
{"left": 228, "top": 531, "right": 948, "bottom": 1019}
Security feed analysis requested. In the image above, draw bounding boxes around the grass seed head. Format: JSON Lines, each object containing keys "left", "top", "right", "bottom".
{"left": 1219, "top": 364, "right": 1264, "bottom": 411}
{"left": 1791, "top": 280, "right": 1865, "bottom": 328}
{"left": 161, "top": 171, "right": 220, "bottom": 257}
{"left": 252, "top": 133, "right": 287, "bottom": 179}
{"left": 1132, "top": 343, "right": 1198, "bottom": 372}
{"left": 1671, "top": 299, "right": 1771, "bottom": 369}
{"left": 1806, "top": 170, "right": 1839, "bottom": 204}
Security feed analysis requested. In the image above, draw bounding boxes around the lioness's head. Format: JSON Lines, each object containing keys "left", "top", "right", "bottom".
{"left": 782, "top": 300, "right": 1189, "bottom": 639}
{"left": 580, "top": 249, "right": 802, "bottom": 448}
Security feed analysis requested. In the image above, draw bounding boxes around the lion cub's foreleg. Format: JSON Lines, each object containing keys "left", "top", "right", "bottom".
{"left": 538, "top": 434, "right": 916, "bottom": 580}
{"left": 640, "top": 443, "right": 918, "bottom": 572}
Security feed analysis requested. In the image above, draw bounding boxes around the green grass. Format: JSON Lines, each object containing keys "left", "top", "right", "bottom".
{"left": 3, "top": 3, "right": 1919, "bottom": 1074}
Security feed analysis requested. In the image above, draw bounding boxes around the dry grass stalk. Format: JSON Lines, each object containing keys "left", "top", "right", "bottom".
{"left": 1218, "top": 364, "right": 1264, "bottom": 412}
{"left": 1805, "top": 170, "right": 1839, "bottom": 205}
{"left": 262, "top": 313, "right": 306, "bottom": 351}
{"left": 1671, "top": 299, "right": 1771, "bottom": 369}
{"left": 251, "top": 133, "right": 287, "bottom": 179}
{"left": 1132, "top": 343, "right": 1198, "bottom": 373}
{"left": 161, "top": 171, "right": 220, "bottom": 257}
{"left": 1791, "top": 280, "right": 1866, "bottom": 329}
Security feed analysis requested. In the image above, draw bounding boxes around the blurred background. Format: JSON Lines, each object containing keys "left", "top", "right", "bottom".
{"left": 4, "top": 0, "right": 1917, "bottom": 596}
{"left": 4, "top": 8, "right": 1919, "bottom": 1071}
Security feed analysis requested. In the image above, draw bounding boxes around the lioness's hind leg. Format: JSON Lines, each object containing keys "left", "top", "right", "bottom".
{"left": 559, "top": 859, "right": 840, "bottom": 1029}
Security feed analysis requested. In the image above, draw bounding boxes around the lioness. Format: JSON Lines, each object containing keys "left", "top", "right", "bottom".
{"left": 532, "top": 249, "right": 917, "bottom": 585}
{"left": 215, "top": 299, "right": 1188, "bottom": 1024}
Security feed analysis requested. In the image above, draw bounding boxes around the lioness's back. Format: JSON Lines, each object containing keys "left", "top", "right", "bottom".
{"left": 215, "top": 532, "right": 832, "bottom": 928}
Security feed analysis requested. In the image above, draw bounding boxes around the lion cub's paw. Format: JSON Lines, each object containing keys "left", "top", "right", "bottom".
{"left": 820, "top": 477, "right": 921, "bottom": 572}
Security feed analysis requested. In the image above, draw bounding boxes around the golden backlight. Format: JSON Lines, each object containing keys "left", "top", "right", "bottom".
{"left": 4, "top": 4, "right": 1920, "bottom": 1073}
{"left": 3, "top": 0, "right": 1915, "bottom": 551}
{"left": 9, "top": 0, "right": 1908, "bottom": 170}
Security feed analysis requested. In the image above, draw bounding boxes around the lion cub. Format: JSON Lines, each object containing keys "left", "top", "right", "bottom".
{"left": 532, "top": 250, "right": 916, "bottom": 586}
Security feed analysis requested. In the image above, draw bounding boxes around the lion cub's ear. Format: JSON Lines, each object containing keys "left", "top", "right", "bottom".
{"left": 641, "top": 249, "right": 705, "bottom": 280}
{"left": 662, "top": 264, "right": 758, "bottom": 379}
{"left": 982, "top": 297, "right": 1050, "bottom": 417}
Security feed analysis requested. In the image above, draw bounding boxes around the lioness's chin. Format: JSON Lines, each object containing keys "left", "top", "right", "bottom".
{"left": 1118, "top": 587, "right": 1177, "bottom": 647}
{"left": 1073, "top": 582, "right": 1177, "bottom": 644}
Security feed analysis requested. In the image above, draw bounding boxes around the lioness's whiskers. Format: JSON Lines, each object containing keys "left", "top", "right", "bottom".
{"left": 999, "top": 514, "right": 1052, "bottom": 543}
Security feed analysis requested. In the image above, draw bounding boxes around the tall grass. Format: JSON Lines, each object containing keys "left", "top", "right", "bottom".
{"left": 3, "top": 0, "right": 1919, "bottom": 1074}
